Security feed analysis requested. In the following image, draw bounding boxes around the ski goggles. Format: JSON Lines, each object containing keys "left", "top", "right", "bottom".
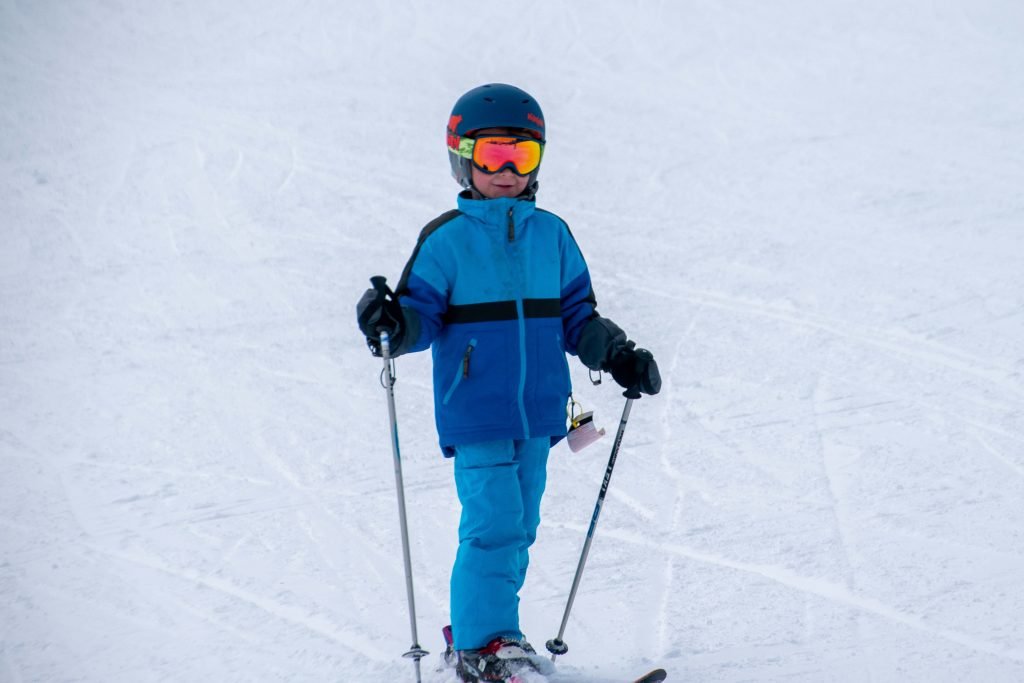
{"left": 451, "top": 134, "right": 544, "bottom": 176}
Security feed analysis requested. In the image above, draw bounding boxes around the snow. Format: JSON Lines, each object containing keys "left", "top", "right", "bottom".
{"left": 2, "top": 1, "right": 1023, "bottom": 681}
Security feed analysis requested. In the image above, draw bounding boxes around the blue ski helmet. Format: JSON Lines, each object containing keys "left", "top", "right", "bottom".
{"left": 446, "top": 83, "right": 546, "bottom": 191}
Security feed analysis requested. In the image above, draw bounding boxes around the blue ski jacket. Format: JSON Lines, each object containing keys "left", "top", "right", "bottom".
{"left": 395, "top": 193, "right": 597, "bottom": 455}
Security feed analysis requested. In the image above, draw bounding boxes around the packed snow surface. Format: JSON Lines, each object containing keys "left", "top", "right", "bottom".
{"left": 2, "top": 1, "right": 1023, "bottom": 681}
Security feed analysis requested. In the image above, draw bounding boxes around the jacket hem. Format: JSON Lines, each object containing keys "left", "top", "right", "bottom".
{"left": 439, "top": 422, "right": 568, "bottom": 457}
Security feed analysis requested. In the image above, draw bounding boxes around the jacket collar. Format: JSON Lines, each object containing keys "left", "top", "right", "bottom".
{"left": 456, "top": 193, "right": 537, "bottom": 226}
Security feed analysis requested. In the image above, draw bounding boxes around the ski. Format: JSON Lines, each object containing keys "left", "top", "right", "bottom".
{"left": 507, "top": 670, "right": 665, "bottom": 683}
{"left": 501, "top": 665, "right": 667, "bottom": 682}
{"left": 449, "top": 665, "right": 666, "bottom": 683}
{"left": 631, "top": 669, "right": 667, "bottom": 683}
{"left": 445, "top": 662, "right": 665, "bottom": 683}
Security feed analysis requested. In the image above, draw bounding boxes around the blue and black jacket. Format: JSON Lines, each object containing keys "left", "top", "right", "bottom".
{"left": 395, "top": 193, "right": 598, "bottom": 455}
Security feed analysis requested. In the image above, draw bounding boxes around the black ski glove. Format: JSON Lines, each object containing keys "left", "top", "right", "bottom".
{"left": 609, "top": 341, "right": 661, "bottom": 397}
{"left": 356, "top": 276, "right": 405, "bottom": 356}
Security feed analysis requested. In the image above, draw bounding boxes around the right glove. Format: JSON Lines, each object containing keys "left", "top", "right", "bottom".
{"left": 608, "top": 341, "right": 662, "bottom": 397}
{"left": 356, "top": 276, "right": 405, "bottom": 355}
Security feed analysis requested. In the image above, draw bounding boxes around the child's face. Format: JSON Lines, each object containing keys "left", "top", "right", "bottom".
{"left": 472, "top": 165, "right": 530, "bottom": 199}
{"left": 470, "top": 127, "right": 534, "bottom": 199}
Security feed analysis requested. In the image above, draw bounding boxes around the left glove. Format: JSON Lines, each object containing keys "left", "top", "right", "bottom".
{"left": 356, "top": 276, "right": 406, "bottom": 354}
{"left": 608, "top": 341, "right": 661, "bottom": 397}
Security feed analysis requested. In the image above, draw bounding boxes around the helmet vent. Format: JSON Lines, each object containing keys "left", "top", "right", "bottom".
{"left": 483, "top": 97, "right": 494, "bottom": 103}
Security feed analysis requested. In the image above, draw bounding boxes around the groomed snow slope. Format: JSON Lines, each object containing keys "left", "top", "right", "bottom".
{"left": 2, "top": 1, "right": 1024, "bottom": 681}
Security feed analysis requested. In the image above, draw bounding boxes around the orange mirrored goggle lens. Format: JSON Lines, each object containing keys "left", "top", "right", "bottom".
{"left": 471, "top": 136, "right": 543, "bottom": 176}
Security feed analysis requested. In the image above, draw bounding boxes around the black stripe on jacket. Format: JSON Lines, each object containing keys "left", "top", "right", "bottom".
{"left": 443, "top": 298, "right": 562, "bottom": 324}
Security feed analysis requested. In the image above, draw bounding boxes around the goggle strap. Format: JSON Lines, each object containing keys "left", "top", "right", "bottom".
{"left": 452, "top": 136, "right": 475, "bottom": 160}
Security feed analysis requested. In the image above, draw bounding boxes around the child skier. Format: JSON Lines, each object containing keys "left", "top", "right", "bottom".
{"left": 356, "top": 83, "right": 660, "bottom": 682}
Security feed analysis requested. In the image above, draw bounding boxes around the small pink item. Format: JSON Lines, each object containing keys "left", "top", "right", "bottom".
{"left": 567, "top": 411, "right": 606, "bottom": 452}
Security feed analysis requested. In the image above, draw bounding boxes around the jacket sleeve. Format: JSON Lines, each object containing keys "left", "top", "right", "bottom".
{"left": 395, "top": 236, "right": 448, "bottom": 355}
{"left": 389, "top": 211, "right": 461, "bottom": 356}
{"left": 558, "top": 222, "right": 598, "bottom": 355}
{"left": 556, "top": 218, "right": 631, "bottom": 370}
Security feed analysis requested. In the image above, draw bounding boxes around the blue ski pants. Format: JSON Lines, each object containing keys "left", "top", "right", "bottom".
{"left": 450, "top": 437, "right": 550, "bottom": 650}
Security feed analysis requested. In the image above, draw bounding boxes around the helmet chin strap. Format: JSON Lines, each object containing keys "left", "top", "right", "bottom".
{"left": 521, "top": 178, "right": 539, "bottom": 200}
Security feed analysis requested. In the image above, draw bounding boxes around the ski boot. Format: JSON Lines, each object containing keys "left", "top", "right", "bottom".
{"left": 443, "top": 626, "right": 543, "bottom": 682}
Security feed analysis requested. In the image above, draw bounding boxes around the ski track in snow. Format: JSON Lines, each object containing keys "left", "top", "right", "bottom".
{"left": 810, "top": 375, "right": 870, "bottom": 679}
{"left": 588, "top": 525, "right": 1024, "bottom": 665}
{"left": 89, "top": 543, "right": 392, "bottom": 662}
{"left": 972, "top": 432, "right": 1024, "bottom": 480}
{"left": 652, "top": 313, "right": 697, "bottom": 655}
{"left": 657, "top": 285, "right": 1022, "bottom": 405}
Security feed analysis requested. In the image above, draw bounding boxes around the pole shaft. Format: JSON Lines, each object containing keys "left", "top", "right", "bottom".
{"left": 550, "top": 397, "right": 635, "bottom": 661}
{"left": 379, "top": 332, "right": 426, "bottom": 682}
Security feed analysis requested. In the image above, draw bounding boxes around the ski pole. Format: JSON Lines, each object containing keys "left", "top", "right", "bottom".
{"left": 374, "top": 279, "right": 428, "bottom": 682}
{"left": 546, "top": 389, "right": 640, "bottom": 662}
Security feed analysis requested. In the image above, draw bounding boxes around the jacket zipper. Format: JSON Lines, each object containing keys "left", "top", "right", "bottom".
{"left": 507, "top": 207, "right": 515, "bottom": 242}
{"left": 514, "top": 299, "right": 530, "bottom": 438}
{"left": 443, "top": 339, "right": 477, "bottom": 405}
